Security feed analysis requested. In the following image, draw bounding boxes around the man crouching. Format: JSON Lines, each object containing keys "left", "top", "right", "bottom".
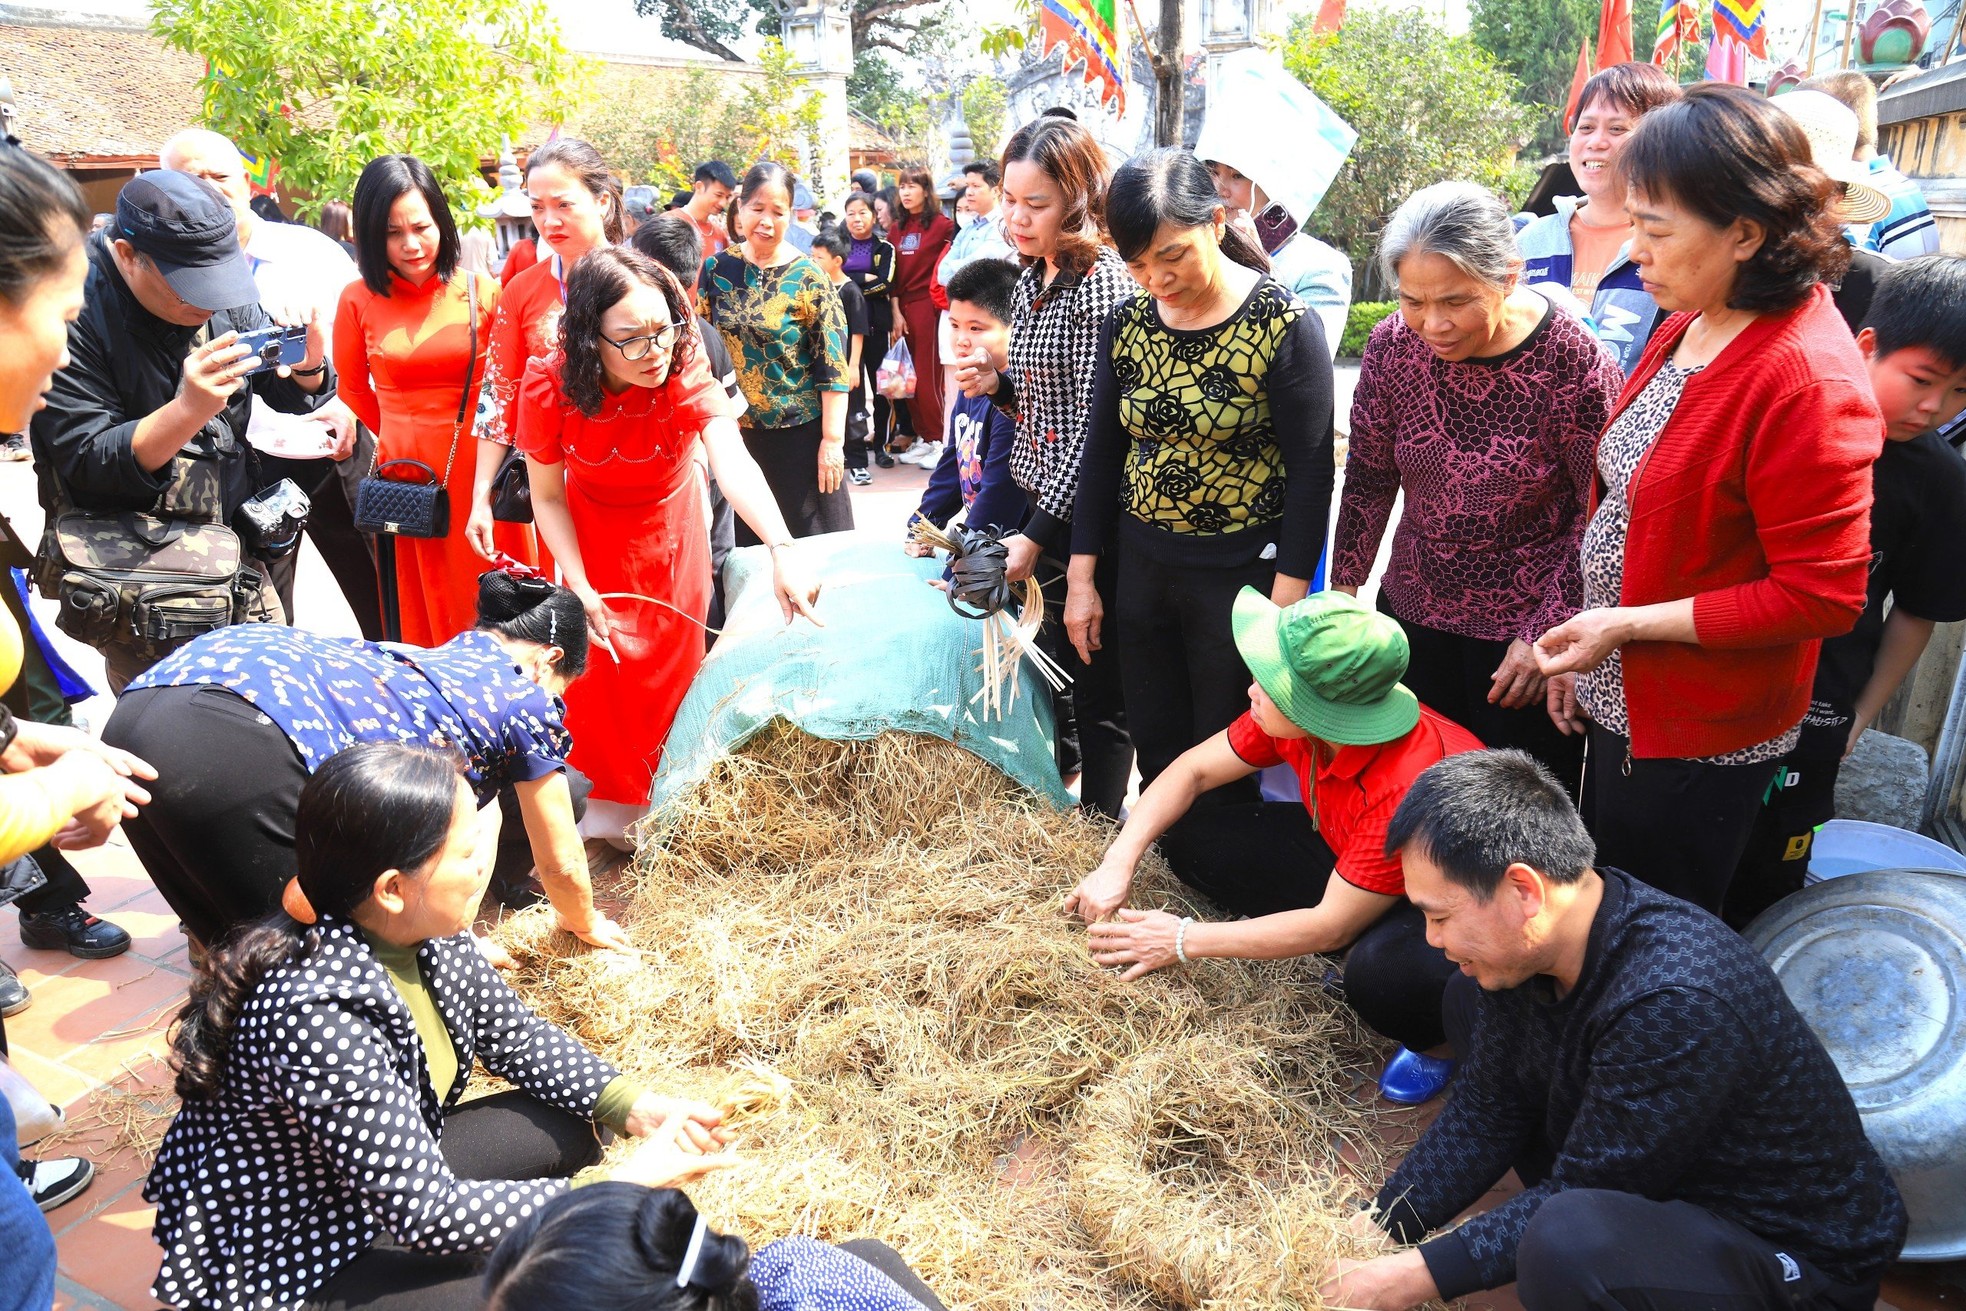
{"left": 1322, "top": 749, "right": 1906, "bottom": 1310}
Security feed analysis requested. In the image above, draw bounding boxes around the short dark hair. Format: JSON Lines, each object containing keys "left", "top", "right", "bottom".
{"left": 999, "top": 115, "right": 1111, "bottom": 275}
{"left": 483, "top": 1184, "right": 757, "bottom": 1311}
{"left": 1108, "top": 147, "right": 1268, "bottom": 274}
{"left": 351, "top": 154, "right": 460, "bottom": 297}
{"left": 807, "top": 226, "right": 848, "bottom": 259}
{"left": 527, "top": 138, "right": 625, "bottom": 244}
{"left": 0, "top": 142, "right": 90, "bottom": 307}
{"left": 558, "top": 247, "right": 699, "bottom": 419}
{"left": 629, "top": 212, "right": 703, "bottom": 284}
{"left": 1574, "top": 61, "right": 1681, "bottom": 123}
{"left": 963, "top": 159, "right": 1003, "bottom": 189}
{"left": 693, "top": 160, "right": 738, "bottom": 190}
{"left": 738, "top": 160, "right": 796, "bottom": 213}
{"left": 1383, "top": 751, "right": 1596, "bottom": 901}
{"left": 1041, "top": 105, "right": 1078, "bottom": 120}
{"left": 1863, "top": 254, "right": 1966, "bottom": 372}
{"left": 1618, "top": 83, "right": 1851, "bottom": 315}
{"left": 945, "top": 257, "right": 1019, "bottom": 325}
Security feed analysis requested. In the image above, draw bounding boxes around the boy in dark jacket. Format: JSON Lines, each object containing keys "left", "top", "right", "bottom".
{"left": 1729, "top": 254, "right": 1966, "bottom": 927}
{"left": 906, "top": 260, "right": 1024, "bottom": 544}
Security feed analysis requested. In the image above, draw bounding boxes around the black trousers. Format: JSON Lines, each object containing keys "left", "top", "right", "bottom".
{"left": 1162, "top": 801, "right": 1457, "bottom": 1051}
{"left": 1583, "top": 726, "right": 1778, "bottom": 915}
{"left": 1726, "top": 749, "right": 1838, "bottom": 930}
{"left": 1033, "top": 549, "right": 1132, "bottom": 818}
{"left": 1382, "top": 599, "right": 1585, "bottom": 796}
{"left": 1115, "top": 543, "right": 1272, "bottom": 799}
{"left": 305, "top": 1091, "right": 603, "bottom": 1311}
{"left": 735, "top": 421, "right": 855, "bottom": 545}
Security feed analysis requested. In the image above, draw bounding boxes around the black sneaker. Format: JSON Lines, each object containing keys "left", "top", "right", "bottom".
{"left": 18, "top": 905, "right": 131, "bottom": 959}
{"left": 0, "top": 432, "right": 28, "bottom": 463}
{"left": 18, "top": 1155, "right": 93, "bottom": 1212}
{"left": 0, "top": 959, "right": 27, "bottom": 1017}
{"left": 873, "top": 449, "right": 895, "bottom": 469}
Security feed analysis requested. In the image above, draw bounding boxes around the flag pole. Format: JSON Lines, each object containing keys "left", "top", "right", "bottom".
{"left": 1841, "top": 0, "right": 1859, "bottom": 66}
{"left": 1804, "top": 0, "right": 1827, "bottom": 70}
{"left": 1944, "top": 0, "right": 1966, "bottom": 63}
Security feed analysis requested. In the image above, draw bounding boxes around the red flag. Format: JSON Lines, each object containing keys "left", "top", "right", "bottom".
{"left": 1565, "top": 37, "right": 1595, "bottom": 130}
{"left": 1596, "top": 0, "right": 1635, "bottom": 67}
{"left": 1314, "top": 0, "right": 1347, "bottom": 33}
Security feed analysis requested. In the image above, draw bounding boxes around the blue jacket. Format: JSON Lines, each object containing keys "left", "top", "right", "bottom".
{"left": 0, "top": 1098, "right": 56, "bottom": 1311}
{"left": 912, "top": 391, "right": 1025, "bottom": 538}
{"left": 1516, "top": 197, "right": 1664, "bottom": 377}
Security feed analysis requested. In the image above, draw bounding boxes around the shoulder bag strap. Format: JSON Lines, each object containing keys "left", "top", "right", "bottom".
{"left": 437, "top": 273, "right": 478, "bottom": 489}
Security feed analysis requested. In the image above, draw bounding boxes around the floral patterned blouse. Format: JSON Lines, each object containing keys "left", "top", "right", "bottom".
{"left": 698, "top": 249, "right": 849, "bottom": 430}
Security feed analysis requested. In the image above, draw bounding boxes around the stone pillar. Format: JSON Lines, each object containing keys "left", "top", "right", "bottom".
{"left": 1200, "top": 0, "right": 1270, "bottom": 86}
{"left": 782, "top": 0, "right": 853, "bottom": 207}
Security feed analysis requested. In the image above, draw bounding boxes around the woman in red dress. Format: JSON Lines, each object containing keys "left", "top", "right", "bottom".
{"left": 887, "top": 165, "right": 955, "bottom": 450}
{"left": 517, "top": 247, "right": 821, "bottom": 827}
{"left": 335, "top": 154, "right": 535, "bottom": 645}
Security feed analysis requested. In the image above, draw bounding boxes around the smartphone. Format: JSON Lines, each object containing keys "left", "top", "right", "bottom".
{"left": 235, "top": 324, "right": 308, "bottom": 376}
{"left": 1253, "top": 202, "right": 1300, "bottom": 257}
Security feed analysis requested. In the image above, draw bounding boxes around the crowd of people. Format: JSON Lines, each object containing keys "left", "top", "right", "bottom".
{"left": 0, "top": 59, "right": 1961, "bottom": 1311}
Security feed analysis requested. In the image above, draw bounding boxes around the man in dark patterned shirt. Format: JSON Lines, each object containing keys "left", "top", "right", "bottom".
{"left": 1319, "top": 749, "right": 1906, "bottom": 1310}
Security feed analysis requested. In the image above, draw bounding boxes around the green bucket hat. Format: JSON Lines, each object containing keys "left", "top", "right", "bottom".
{"left": 1231, "top": 587, "right": 1421, "bottom": 746}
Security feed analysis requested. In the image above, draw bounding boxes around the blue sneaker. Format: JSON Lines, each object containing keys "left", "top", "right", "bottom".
{"left": 1377, "top": 1047, "right": 1456, "bottom": 1105}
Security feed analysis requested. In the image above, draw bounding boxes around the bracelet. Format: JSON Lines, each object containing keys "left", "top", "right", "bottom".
{"left": 1174, "top": 916, "right": 1194, "bottom": 966}
{"left": 290, "top": 361, "right": 328, "bottom": 378}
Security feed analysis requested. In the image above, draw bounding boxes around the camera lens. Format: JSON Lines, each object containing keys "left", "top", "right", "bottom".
{"left": 261, "top": 344, "right": 281, "bottom": 366}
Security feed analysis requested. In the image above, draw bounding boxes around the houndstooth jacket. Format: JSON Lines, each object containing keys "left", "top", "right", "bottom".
{"left": 146, "top": 918, "right": 621, "bottom": 1311}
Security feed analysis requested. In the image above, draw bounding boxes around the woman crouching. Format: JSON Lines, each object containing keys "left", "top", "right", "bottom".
{"left": 145, "top": 742, "right": 735, "bottom": 1311}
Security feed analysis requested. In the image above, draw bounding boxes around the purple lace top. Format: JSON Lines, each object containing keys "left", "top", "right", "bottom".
{"left": 1332, "top": 301, "right": 1622, "bottom": 644}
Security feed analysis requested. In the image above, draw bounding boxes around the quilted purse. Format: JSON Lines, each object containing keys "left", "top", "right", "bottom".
{"left": 353, "top": 273, "right": 476, "bottom": 539}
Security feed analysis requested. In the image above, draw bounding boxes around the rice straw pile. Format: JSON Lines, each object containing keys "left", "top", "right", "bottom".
{"left": 495, "top": 724, "right": 1403, "bottom": 1309}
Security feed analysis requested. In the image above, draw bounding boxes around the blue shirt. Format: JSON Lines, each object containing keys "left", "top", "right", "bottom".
{"left": 0, "top": 1099, "right": 55, "bottom": 1311}
{"left": 1860, "top": 156, "right": 1939, "bottom": 260}
{"left": 911, "top": 391, "right": 1024, "bottom": 538}
{"left": 129, "top": 628, "right": 571, "bottom": 802}
{"left": 1516, "top": 197, "right": 1665, "bottom": 376}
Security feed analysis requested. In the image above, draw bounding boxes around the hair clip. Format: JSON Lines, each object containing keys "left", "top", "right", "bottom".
{"left": 676, "top": 1213, "right": 708, "bottom": 1287}
{"left": 489, "top": 550, "right": 546, "bottom": 582}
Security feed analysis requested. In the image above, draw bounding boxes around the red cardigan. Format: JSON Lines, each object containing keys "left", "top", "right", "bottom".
{"left": 1595, "top": 283, "right": 1880, "bottom": 759}
{"left": 889, "top": 211, "right": 954, "bottom": 306}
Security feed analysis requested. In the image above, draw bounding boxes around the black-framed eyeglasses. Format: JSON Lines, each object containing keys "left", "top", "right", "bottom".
{"left": 600, "top": 323, "right": 680, "bottom": 361}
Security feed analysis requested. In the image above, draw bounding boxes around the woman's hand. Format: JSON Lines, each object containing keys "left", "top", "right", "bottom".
{"left": 558, "top": 909, "right": 638, "bottom": 953}
{"left": 1087, "top": 908, "right": 1185, "bottom": 981}
{"left": 953, "top": 349, "right": 1000, "bottom": 400}
{"left": 471, "top": 931, "right": 518, "bottom": 971}
{"left": 623, "top": 1093, "right": 731, "bottom": 1151}
{"left": 1545, "top": 672, "right": 1589, "bottom": 736}
{"left": 45, "top": 751, "right": 134, "bottom": 851}
{"left": 1533, "top": 608, "right": 1632, "bottom": 677}
{"left": 816, "top": 435, "right": 846, "bottom": 496}
{"left": 1000, "top": 533, "right": 1041, "bottom": 583}
{"left": 1063, "top": 855, "right": 1135, "bottom": 924}
{"left": 770, "top": 546, "right": 823, "bottom": 626}
{"left": 1063, "top": 573, "right": 1104, "bottom": 664}
{"left": 1488, "top": 638, "right": 1546, "bottom": 710}
{"left": 573, "top": 585, "right": 615, "bottom": 657}
{"left": 889, "top": 320, "right": 906, "bottom": 348}
{"left": 465, "top": 498, "right": 498, "bottom": 561}
{"left": 612, "top": 1118, "right": 741, "bottom": 1188}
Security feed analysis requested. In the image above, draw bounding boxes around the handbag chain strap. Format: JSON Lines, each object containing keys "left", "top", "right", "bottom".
{"left": 361, "top": 271, "right": 477, "bottom": 487}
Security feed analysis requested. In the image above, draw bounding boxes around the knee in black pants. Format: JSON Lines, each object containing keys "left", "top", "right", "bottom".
{"left": 1517, "top": 1189, "right": 1632, "bottom": 1308}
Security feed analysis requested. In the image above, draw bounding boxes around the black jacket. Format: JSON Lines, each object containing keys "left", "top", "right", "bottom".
{"left": 29, "top": 231, "right": 333, "bottom": 524}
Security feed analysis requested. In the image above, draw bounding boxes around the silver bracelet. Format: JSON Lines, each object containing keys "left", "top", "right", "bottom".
{"left": 1174, "top": 916, "right": 1194, "bottom": 966}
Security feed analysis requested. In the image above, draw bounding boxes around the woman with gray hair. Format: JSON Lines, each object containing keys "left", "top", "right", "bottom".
{"left": 1331, "top": 181, "right": 1621, "bottom": 786}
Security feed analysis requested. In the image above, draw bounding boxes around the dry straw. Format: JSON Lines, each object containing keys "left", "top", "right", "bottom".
{"left": 497, "top": 724, "right": 1408, "bottom": 1308}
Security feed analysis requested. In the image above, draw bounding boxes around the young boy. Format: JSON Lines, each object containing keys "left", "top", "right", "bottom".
{"left": 807, "top": 229, "right": 872, "bottom": 485}
{"left": 906, "top": 259, "right": 1026, "bottom": 544}
{"left": 1730, "top": 254, "right": 1966, "bottom": 926}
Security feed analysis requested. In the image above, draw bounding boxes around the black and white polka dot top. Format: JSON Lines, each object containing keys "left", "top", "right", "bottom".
{"left": 144, "top": 919, "right": 621, "bottom": 1310}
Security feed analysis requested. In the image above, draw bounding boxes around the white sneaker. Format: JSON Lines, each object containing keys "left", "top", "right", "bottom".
{"left": 21, "top": 1155, "right": 93, "bottom": 1212}
{"left": 902, "top": 441, "right": 943, "bottom": 467}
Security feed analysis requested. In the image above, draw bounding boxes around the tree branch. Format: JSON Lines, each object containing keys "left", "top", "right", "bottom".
{"left": 851, "top": 0, "right": 940, "bottom": 46}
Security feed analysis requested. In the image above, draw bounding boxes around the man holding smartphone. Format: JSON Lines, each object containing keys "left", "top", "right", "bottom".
{"left": 29, "top": 168, "right": 334, "bottom": 691}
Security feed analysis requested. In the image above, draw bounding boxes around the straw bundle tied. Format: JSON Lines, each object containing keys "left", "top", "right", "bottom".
{"left": 906, "top": 520, "right": 1069, "bottom": 720}
{"left": 496, "top": 724, "right": 1415, "bottom": 1308}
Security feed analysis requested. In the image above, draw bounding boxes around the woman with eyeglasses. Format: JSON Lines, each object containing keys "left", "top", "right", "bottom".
{"left": 518, "top": 247, "right": 821, "bottom": 829}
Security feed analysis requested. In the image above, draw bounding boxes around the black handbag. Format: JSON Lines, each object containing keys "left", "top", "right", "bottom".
{"left": 488, "top": 446, "right": 532, "bottom": 523}
{"left": 353, "top": 273, "right": 475, "bottom": 539}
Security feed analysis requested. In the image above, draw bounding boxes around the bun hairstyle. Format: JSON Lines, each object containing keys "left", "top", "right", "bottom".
{"left": 483, "top": 1183, "right": 758, "bottom": 1311}
{"left": 1107, "top": 147, "right": 1270, "bottom": 276}
{"left": 167, "top": 744, "right": 466, "bottom": 1102}
{"left": 476, "top": 569, "right": 591, "bottom": 678}
{"left": 525, "top": 138, "right": 626, "bottom": 244}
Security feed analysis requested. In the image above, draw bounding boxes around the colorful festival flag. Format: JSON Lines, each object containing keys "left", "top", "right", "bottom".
{"left": 1039, "top": 0, "right": 1127, "bottom": 113}
{"left": 1597, "top": 0, "right": 1636, "bottom": 68}
{"left": 1652, "top": 0, "right": 1701, "bottom": 63}
{"left": 1712, "top": 0, "right": 1768, "bottom": 58}
{"left": 1705, "top": 27, "right": 1751, "bottom": 79}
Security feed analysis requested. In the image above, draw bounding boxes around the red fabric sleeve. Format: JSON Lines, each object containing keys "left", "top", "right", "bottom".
{"left": 330, "top": 283, "right": 384, "bottom": 435}
{"left": 1224, "top": 712, "right": 1285, "bottom": 769}
{"left": 1332, "top": 796, "right": 1406, "bottom": 896}
{"left": 1691, "top": 378, "right": 1880, "bottom": 648}
{"left": 513, "top": 358, "right": 569, "bottom": 466}
{"left": 668, "top": 335, "right": 735, "bottom": 430}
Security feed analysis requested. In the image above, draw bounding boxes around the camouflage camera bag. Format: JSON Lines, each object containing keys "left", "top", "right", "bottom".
{"left": 35, "top": 510, "right": 262, "bottom": 661}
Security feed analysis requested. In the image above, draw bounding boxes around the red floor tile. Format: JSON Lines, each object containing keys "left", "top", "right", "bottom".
{"left": 54, "top": 1183, "right": 163, "bottom": 1311}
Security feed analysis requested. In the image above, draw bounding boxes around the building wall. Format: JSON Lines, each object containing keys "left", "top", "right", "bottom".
{"left": 1878, "top": 109, "right": 1966, "bottom": 253}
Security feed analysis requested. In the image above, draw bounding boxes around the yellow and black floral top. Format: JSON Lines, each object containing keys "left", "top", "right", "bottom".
{"left": 1072, "top": 277, "right": 1335, "bottom": 577}
{"left": 698, "top": 249, "right": 849, "bottom": 430}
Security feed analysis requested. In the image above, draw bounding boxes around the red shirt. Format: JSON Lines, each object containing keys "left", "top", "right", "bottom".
{"left": 689, "top": 208, "right": 728, "bottom": 263}
{"left": 889, "top": 211, "right": 954, "bottom": 305}
{"left": 499, "top": 237, "right": 538, "bottom": 288}
{"left": 1225, "top": 706, "right": 1483, "bottom": 896}
{"left": 1597, "top": 284, "right": 1879, "bottom": 759}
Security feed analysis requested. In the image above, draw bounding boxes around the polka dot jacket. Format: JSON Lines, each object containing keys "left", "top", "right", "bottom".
{"left": 146, "top": 919, "right": 623, "bottom": 1310}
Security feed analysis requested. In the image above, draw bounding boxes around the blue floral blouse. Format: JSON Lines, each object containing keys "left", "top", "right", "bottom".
{"left": 128, "top": 628, "right": 572, "bottom": 801}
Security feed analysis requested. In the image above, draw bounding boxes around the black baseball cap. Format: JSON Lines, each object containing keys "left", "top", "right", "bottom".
{"left": 114, "top": 170, "right": 259, "bottom": 311}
